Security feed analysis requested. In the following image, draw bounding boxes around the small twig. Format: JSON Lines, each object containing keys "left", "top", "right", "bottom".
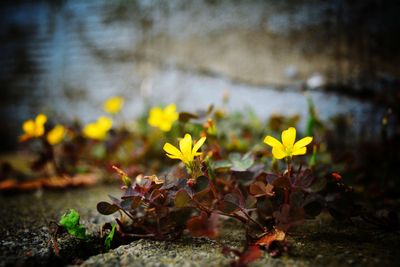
{"left": 122, "top": 233, "right": 156, "bottom": 238}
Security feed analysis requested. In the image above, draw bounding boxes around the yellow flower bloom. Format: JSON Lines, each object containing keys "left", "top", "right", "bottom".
{"left": 163, "top": 134, "right": 206, "bottom": 166}
{"left": 83, "top": 116, "right": 113, "bottom": 141}
{"left": 47, "top": 124, "right": 66, "bottom": 145}
{"left": 103, "top": 96, "right": 124, "bottom": 114}
{"left": 19, "top": 114, "right": 47, "bottom": 142}
{"left": 264, "top": 127, "right": 313, "bottom": 160}
{"left": 148, "top": 104, "right": 178, "bottom": 132}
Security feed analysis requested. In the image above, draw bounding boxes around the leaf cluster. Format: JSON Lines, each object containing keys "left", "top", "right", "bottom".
{"left": 96, "top": 151, "right": 349, "bottom": 265}
{"left": 59, "top": 209, "right": 87, "bottom": 240}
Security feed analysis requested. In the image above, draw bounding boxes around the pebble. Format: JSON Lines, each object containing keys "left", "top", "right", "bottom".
{"left": 306, "top": 73, "right": 326, "bottom": 89}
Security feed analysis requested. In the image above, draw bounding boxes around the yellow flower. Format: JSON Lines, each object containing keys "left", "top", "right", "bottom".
{"left": 163, "top": 134, "right": 206, "bottom": 166}
{"left": 47, "top": 124, "right": 66, "bottom": 145}
{"left": 19, "top": 114, "right": 47, "bottom": 142}
{"left": 264, "top": 127, "right": 313, "bottom": 160}
{"left": 148, "top": 104, "right": 178, "bottom": 132}
{"left": 83, "top": 116, "right": 113, "bottom": 141}
{"left": 103, "top": 96, "right": 124, "bottom": 114}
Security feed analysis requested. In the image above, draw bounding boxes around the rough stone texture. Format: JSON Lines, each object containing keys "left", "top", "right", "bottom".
{"left": 75, "top": 218, "right": 400, "bottom": 267}
{"left": 1, "top": 0, "right": 399, "bottom": 150}
{"left": 0, "top": 182, "right": 399, "bottom": 267}
{"left": 0, "top": 185, "right": 120, "bottom": 267}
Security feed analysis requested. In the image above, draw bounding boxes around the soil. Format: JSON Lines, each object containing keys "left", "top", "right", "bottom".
{"left": 0, "top": 185, "right": 399, "bottom": 267}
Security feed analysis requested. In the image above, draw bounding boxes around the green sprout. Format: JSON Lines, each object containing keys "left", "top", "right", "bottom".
{"left": 59, "top": 209, "right": 87, "bottom": 240}
{"left": 104, "top": 224, "right": 117, "bottom": 251}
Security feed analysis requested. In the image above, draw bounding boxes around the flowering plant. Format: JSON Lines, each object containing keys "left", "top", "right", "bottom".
{"left": 96, "top": 124, "right": 347, "bottom": 264}
{"left": 147, "top": 104, "right": 179, "bottom": 132}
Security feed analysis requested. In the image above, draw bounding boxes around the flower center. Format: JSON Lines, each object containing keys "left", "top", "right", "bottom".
{"left": 285, "top": 145, "right": 293, "bottom": 156}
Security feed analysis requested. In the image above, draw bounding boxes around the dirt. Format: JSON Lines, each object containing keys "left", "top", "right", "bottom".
{"left": 0, "top": 185, "right": 120, "bottom": 266}
{"left": 0, "top": 185, "right": 399, "bottom": 267}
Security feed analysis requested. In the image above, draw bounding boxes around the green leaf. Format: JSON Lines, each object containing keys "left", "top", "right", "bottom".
{"left": 91, "top": 144, "right": 106, "bottom": 159}
{"left": 309, "top": 146, "right": 317, "bottom": 167}
{"left": 59, "top": 209, "right": 79, "bottom": 229}
{"left": 229, "top": 153, "right": 254, "bottom": 171}
{"left": 70, "top": 225, "right": 87, "bottom": 240}
{"left": 59, "top": 209, "right": 87, "bottom": 240}
{"left": 104, "top": 224, "right": 116, "bottom": 251}
{"left": 211, "top": 160, "right": 232, "bottom": 170}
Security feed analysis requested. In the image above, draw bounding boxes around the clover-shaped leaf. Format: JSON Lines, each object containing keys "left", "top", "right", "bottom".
{"left": 229, "top": 153, "right": 254, "bottom": 171}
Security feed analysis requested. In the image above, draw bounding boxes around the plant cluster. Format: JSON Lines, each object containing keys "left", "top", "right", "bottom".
{"left": 96, "top": 123, "right": 348, "bottom": 264}
{"left": 12, "top": 94, "right": 362, "bottom": 264}
{"left": 7, "top": 94, "right": 313, "bottom": 189}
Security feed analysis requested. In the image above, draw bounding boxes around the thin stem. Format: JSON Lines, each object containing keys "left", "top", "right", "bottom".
{"left": 286, "top": 158, "right": 291, "bottom": 177}
{"left": 292, "top": 163, "right": 303, "bottom": 187}
{"left": 215, "top": 211, "right": 247, "bottom": 224}
{"left": 121, "top": 209, "right": 136, "bottom": 222}
{"left": 238, "top": 206, "right": 265, "bottom": 232}
{"left": 202, "top": 164, "right": 219, "bottom": 200}
{"left": 284, "top": 188, "right": 289, "bottom": 204}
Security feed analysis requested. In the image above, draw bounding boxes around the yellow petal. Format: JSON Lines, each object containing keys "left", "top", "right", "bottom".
{"left": 164, "top": 103, "right": 176, "bottom": 112}
{"left": 47, "top": 125, "right": 65, "bottom": 145}
{"left": 83, "top": 123, "right": 106, "bottom": 140}
{"left": 272, "top": 146, "right": 287, "bottom": 159}
{"left": 192, "top": 136, "right": 206, "bottom": 155}
{"left": 22, "top": 120, "right": 35, "bottom": 135}
{"left": 35, "top": 114, "right": 47, "bottom": 125}
{"left": 263, "top": 135, "right": 283, "bottom": 148}
{"left": 293, "top": 137, "right": 313, "bottom": 151}
{"left": 164, "top": 104, "right": 178, "bottom": 121}
{"left": 103, "top": 96, "right": 124, "bottom": 114}
{"left": 166, "top": 153, "right": 183, "bottom": 160}
{"left": 148, "top": 108, "right": 163, "bottom": 127}
{"left": 292, "top": 147, "right": 307, "bottom": 156}
{"left": 97, "top": 116, "right": 113, "bottom": 130}
{"left": 159, "top": 120, "right": 172, "bottom": 132}
{"left": 35, "top": 125, "right": 45, "bottom": 137}
{"left": 83, "top": 123, "right": 96, "bottom": 139}
{"left": 282, "top": 127, "right": 296, "bottom": 147}
{"left": 163, "top": 143, "right": 182, "bottom": 158}
{"left": 179, "top": 134, "right": 192, "bottom": 158}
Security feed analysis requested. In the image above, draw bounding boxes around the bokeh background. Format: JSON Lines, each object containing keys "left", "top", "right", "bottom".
{"left": 1, "top": 0, "right": 399, "bottom": 151}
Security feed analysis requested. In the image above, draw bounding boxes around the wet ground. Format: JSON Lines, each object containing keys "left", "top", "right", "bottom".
{"left": 0, "top": 184, "right": 399, "bottom": 267}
